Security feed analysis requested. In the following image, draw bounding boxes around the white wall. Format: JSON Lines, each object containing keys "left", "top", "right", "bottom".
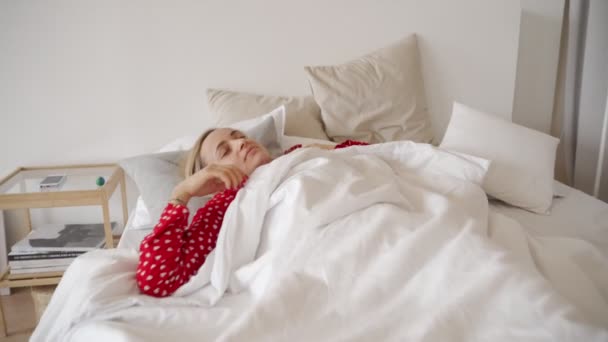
{"left": 0, "top": 1, "right": 523, "bottom": 244}
{"left": 0, "top": 0, "right": 522, "bottom": 174}
{"left": 512, "top": 0, "right": 564, "bottom": 134}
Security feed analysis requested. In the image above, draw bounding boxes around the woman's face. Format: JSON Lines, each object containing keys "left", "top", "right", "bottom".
{"left": 200, "top": 128, "right": 272, "bottom": 175}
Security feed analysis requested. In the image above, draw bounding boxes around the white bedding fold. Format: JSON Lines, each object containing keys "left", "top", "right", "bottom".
{"left": 32, "top": 142, "right": 608, "bottom": 342}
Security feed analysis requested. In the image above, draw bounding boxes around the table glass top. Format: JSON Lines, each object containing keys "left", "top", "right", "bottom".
{"left": 0, "top": 166, "right": 117, "bottom": 195}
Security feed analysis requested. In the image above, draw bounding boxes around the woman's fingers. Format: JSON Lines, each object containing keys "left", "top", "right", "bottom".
{"left": 226, "top": 167, "right": 241, "bottom": 188}
{"left": 216, "top": 171, "right": 235, "bottom": 190}
{"left": 229, "top": 166, "right": 246, "bottom": 185}
{"left": 181, "top": 164, "right": 247, "bottom": 198}
{"left": 216, "top": 166, "right": 240, "bottom": 189}
{"left": 221, "top": 165, "right": 245, "bottom": 189}
{"left": 196, "top": 164, "right": 248, "bottom": 195}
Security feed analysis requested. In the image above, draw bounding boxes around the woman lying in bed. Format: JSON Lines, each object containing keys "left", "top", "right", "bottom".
{"left": 136, "top": 128, "right": 366, "bottom": 297}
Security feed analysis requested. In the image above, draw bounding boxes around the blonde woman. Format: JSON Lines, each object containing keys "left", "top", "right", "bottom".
{"left": 136, "top": 127, "right": 366, "bottom": 297}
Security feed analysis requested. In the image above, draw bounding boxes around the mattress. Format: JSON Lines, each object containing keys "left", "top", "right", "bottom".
{"left": 118, "top": 182, "right": 608, "bottom": 255}
{"left": 490, "top": 181, "right": 608, "bottom": 253}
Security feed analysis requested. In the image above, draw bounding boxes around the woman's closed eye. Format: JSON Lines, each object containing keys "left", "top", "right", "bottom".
{"left": 218, "top": 146, "right": 229, "bottom": 159}
{"left": 215, "top": 132, "right": 246, "bottom": 159}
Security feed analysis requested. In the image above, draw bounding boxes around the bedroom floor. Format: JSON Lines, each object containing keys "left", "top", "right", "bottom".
{"left": 0, "top": 288, "right": 35, "bottom": 341}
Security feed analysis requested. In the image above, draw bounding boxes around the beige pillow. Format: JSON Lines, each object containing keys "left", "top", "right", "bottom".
{"left": 206, "top": 89, "right": 329, "bottom": 140}
{"left": 304, "top": 34, "right": 433, "bottom": 144}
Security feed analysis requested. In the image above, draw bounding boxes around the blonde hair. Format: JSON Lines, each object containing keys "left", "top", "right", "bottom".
{"left": 184, "top": 128, "right": 216, "bottom": 178}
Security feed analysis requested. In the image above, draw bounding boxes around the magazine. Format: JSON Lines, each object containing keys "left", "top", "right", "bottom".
{"left": 8, "top": 251, "right": 85, "bottom": 261}
{"left": 9, "top": 257, "right": 77, "bottom": 269}
{"left": 11, "top": 222, "right": 117, "bottom": 253}
{"left": 10, "top": 265, "right": 69, "bottom": 274}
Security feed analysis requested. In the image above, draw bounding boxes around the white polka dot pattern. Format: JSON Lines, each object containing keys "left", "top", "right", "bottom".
{"left": 135, "top": 186, "right": 240, "bottom": 297}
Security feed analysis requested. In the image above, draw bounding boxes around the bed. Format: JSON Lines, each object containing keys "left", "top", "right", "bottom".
{"left": 26, "top": 1, "right": 608, "bottom": 340}
{"left": 30, "top": 132, "right": 608, "bottom": 341}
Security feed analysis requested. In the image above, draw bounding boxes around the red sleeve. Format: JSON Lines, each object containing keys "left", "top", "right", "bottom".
{"left": 283, "top": 144, "right": 303, "bottom": 155}
{"left": 136, "top": 188, "right": 239, "bottom": 297}
{"left": 284, "top": 140, "right": 368, "bottom": 155}
{"left": 334, "top": 140, "right": 369, "bottom": 149}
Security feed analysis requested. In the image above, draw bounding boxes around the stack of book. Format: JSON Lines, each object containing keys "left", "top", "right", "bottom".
{"left": 8, "top": 222, "right": 116, "bottom": 275}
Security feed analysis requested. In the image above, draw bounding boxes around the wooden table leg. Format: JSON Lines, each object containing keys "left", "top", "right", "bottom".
{"left": 23, "top": 208, "right": 32, "bottom": 232}
{"left": 120, "top": 173, "right": 129, "bottom": 226}
{"left": 0, "top": 297, "right": 7, "bottom": 337}
{"left": 102, "top": 204, "right": 113, "bottom": 248}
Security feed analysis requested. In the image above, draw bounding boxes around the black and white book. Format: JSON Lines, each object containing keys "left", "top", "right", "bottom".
{"left": 8, "top": 250, "right": 85, "bottom": 261}
{"left": 11, "top": 222, "right": 117, "bottom": 253}
{"left": 9, "top": 257, "right": 76, "bottom": 269}
{"left": 9, "top": 265, "right": 69, "bottom": 274}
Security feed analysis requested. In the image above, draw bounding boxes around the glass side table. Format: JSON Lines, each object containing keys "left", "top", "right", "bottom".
{"left": 0, "top": 163, "right": 128, "bottom": 336}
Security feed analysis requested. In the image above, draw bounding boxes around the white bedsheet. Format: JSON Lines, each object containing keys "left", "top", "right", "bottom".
{"left": 491, "top": 182, "right": 608, "bottom": 253}
{"left": 32, "top": 142, "right": 608, "bottom": 341}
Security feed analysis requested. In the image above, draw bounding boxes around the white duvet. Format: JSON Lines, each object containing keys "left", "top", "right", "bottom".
{"left": 32, "top": 142, "right": 608, "bottom": 341}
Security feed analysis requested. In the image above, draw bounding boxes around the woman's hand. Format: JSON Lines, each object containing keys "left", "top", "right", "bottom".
{"left": 171, "top": 164, "right": 247, "bottom": 204}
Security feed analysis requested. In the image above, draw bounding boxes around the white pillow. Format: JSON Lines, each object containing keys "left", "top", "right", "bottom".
{"left": 440, "top": 102, "right": 559, "bottom": 214}
{"left": 130, "top": 197, "right": 153, "bottom": 229}
{"left": 304, "top": 34, "right": 433, "bottom": 144}
{"left": 158, "top": 106, "right": 287, "bottom": 153}
{"left": 229, "top": 105, "right": 285, "bottom": 158}
{"left": 158, "top": 105, "right": 286, "bottom": 154}
{"left": 126, "top": 106, "right": 286, "bottom": 230}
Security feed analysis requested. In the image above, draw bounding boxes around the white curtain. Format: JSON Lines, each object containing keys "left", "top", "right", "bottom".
{"left": 554, "top": 0, "right": 608, "bottom": 201}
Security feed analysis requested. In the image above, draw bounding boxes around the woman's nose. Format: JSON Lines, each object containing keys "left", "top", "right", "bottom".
{"left": 231, "top": 138, "right": 246, "bottom": 151}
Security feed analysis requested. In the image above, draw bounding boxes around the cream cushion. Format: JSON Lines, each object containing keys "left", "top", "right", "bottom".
{"left": 440, "top": 102, "right": 559, "bottom": 214}
{"left": 304, "top": 34, "right": 433, "bottom": 144}
{"left": 206, "top": 89, "right": 328, "bottom": 140}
